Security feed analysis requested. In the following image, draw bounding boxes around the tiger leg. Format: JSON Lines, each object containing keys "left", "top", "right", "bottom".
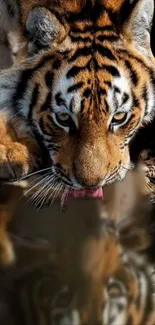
{"left": 0, "top": 116, "right": 41, "bottom": 265}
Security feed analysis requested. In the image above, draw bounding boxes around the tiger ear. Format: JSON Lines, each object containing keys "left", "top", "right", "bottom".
{"left": 26, "top": 7, "right": 66, "bottom": 55}
{"left": 122, "top": 0, "right": 154, "bottom": 57}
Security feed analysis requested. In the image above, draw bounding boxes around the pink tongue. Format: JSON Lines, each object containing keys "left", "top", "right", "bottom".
{"left": 61, "top": 187, "right": 103, "bottom": 210}
{"left": 69, "top": 188, "right": 103, "bottom": 199}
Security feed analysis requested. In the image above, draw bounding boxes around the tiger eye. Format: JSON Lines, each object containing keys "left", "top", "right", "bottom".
{"left": 111, "top": 112, "right": 127, "bottom": 124}
{"left": 57, "top": 113, "right": 70, "bottom": 121}
{"left": 113, "top": 112, "right": 126, "bottom": 121}
{"left": 55, "top": 112, "right": 72, "bottom": 128}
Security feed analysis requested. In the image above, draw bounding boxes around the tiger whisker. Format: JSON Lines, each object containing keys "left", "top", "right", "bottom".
{"left": 29, "top": 173, "right": 57, "bottom": 202}
{"left": 24, "top": 174, "right": 52, "bottom": 199}
{"left": 39, "top": 179, "right": 59, "bottom": 208}
{"left": 11, "top": 166, "right": 53, "bottom": 182}
{"left": 38, "top": 177, "right": 60, "bottom": 208}
{"left": 27, "top": 178, "right": 53, "bottom": 207}
{"left": 16, "top": 173, "right": 52, "bottom": 204}
{"left": 56, "top": 183, "right": 64, "bottom": 203}
{"left": 52, "top": 182, "right": 63, "bottom": 205}
{"left": 31, "top": 175, "right": 58, "bottom": 208}
{"left": 29, "top": 174, "right": 58, "bottom": 206}
{"left": 34, "top": 177, "right": 59, "bottom": 209}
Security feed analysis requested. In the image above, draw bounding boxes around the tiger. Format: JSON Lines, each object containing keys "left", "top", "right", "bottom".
{"left": 0, "top": 0, "right": 154, "bottom": 196}
{"left": 0, "top": 0, "right": 154, "bottom": 265}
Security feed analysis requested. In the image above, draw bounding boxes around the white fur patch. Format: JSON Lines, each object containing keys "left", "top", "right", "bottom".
{"left": 52, "top": 65, "right": 81, "bottom": 131}
{"left": 107, "top": 73, "right": 132, "bottom": 133}
{"left": 143, "top": 84, "right": 155, "bottom": 122}
{"left": 107, "top": 74, "right": 132, "bottom": 114}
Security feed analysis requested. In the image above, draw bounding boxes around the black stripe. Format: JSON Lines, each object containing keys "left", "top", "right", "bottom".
{"left": 124, "top": 60, "right": 138, "bottom": 86}
{"left": 67, "top": 62, "right": 90, "bottom": 78}
{"left": 104, "top": 81, "right": 112, "bottom": 87}
{"left": 95, "top": 44, "right": 116, "bottom": 61}
{"left": 71, "top": 26, "right": 92, "bottom": 34}
{"left": 69, "top": 44, "right": 116, "bottom": 63}
{"left": 45, "top": 71, "right": 54, "bottom": 89}
{"left": 114, "top": 86, "right": 121, "bottom": 94}
{"left": 52, "top": 59, "right": 61, "bottom": 70}
{"left": 12, "top": 55, "right": 54, "bottom": 111}
{"left": 122, "top": 92, "right": 129, "bottom": 104}
{"left": 55, "top": 92, "right": 65, "bottom": 106}
{"left": 97, "top": 34, "right": 118, "bottom": 42}
{"left": 40, "top": 92, "right": 52, "bottom": 112}
{"left": 80, "top": 99, "right": 85, "bottom": 112}
{"left": 12, "top": 69, "right": 34, "bottom": 112}
{"left": 39, "top": 117, "right": 51, "bottom": 136}
{"left": 28, "top": 84, "right": 40, "bottom": 121}
{"left": 69, "top": 46, "right": 91, "bottom": 62}
{"left": 102, "top": 65, "right": 120, "bottom": 77}
{"left": 83, "top": 88, "right": 91, "bottom": 98}
{"left": 95, "top": 26, "right": 116, "bottom": 33}
{"left": 142, "top": 86, "right": 149, "bottom": 113}
{"left": 67, "top": 82, "right": 84, "bottom": 93}
{"left": 132, "top": 94, "right": 140, "bottom": 108}
{"left": 99, "top": 88, "right": 107, "bottom": 96}
{"left": 104, "top": 100, "right": 109, "bottom": 112}
{"left": 70, "top": 35, "right": 92, "bottom": 43}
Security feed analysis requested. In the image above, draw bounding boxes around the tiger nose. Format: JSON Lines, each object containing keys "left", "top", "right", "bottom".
{"left": 76, "top": 176, "right": 102, "bottom": 188}
{"left": 73, "top": 163, "right": 103, "bottom": 188}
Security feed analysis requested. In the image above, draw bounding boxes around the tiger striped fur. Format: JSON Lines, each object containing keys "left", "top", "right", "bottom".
{"left": 0, "top": 0, "right": 154, "bottom": 189}
{"left": 0, "top": 2, "right": 154, "bottom": 322}
{"left": 0, "top": 0, "right": 154, "bottom": 265}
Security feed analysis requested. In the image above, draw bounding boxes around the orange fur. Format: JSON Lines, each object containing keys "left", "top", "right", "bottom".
{"left": 0, "top": 0, "right": 154, "bottom": 267}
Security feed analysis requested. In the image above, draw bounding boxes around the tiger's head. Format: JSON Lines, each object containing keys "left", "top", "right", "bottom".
{"left": 0, "top": 0, "right": 154, "bottom": 192}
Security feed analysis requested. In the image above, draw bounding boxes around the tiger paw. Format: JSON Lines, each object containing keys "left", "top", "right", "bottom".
{"left": 0, "top": 141, "right": 39, "bottom": 181}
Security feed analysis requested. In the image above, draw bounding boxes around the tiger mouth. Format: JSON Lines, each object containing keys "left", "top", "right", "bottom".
{"left": 61, "top": 187, "right": 103, "bottom": 210}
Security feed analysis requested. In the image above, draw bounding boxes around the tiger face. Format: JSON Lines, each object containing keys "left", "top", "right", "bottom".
{"left": 0, "top": 0, "right": 155, "bottom": 191}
